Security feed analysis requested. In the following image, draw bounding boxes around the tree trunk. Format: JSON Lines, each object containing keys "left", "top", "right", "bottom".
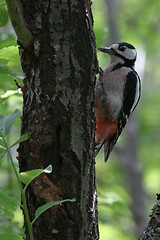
{"left": 106, "top": 0, "right": 148, "bottom": 237}
{"left": 140, "top": 194, "right": 160, "bottom": 240}
{"left": 14, "top": 1, "right": 98, "bottom": 239}
{"left": 116, "top": 116, "right": 148, "bottom": 237}
{"left": 106, "top": 0, "right": 119, "bottom": 44}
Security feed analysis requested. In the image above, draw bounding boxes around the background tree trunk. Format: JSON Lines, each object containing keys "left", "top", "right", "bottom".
{"left": 140, "top": 194, "right": 160, "bottom": 240}
{"left": 15, "top": 1, "right": 98, "bottom": 239}
{"left": 106, "top": 0, "right": 148, "bottom": 237}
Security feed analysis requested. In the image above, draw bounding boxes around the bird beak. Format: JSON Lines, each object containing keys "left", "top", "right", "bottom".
{"left": 98, "top": 47, "right": 113, "bottom": 55}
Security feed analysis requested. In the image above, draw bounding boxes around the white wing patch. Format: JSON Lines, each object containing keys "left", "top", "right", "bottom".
{"left": 131, "top": 73, "right": 141, "bottom": 112}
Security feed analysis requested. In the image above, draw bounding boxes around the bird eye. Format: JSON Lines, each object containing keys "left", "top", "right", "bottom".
{"left": 119, "top": 46, "right": 126, "bottom": 52}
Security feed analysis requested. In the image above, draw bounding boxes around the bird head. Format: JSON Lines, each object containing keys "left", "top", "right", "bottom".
{"left": 98, "top": 42, "right": 137, "bottom": 67}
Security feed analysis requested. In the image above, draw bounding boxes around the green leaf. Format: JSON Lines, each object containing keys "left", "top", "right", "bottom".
{"left": 0, "top": 110, "right": 20, "bottom": 136}
{"left": 0, "top": 145, "right": 5, "bottom": 150}
{"left": 0, "top": 190, "right": 18, "bottom": 218}
{"left": 0, "top": 35, "right": 16, "bottom": 49}
{"left": 0, "top": 190, "right": 18, "bottom": 206}
{"left": 20, "top": 169, "right": 44, "bottom": 187}
{"left": 0, "top": 89, "right": 22, "bottom": 104}
{"left": 10, "top": 133, "right": 28, "bottom": 148}
{"left": 0, "top": 145, "right": 6, "bottom": 158}
{"left": 0, "top": 46, "right": 22, "bottom": 74}
{"left": 0, "top": 46, "right": 19, "bottom": 66}
{"left": 32, "top": 198, "right": 76, "bottom": 225}
{"left": 20, "top": 165, "right": 52, "bottom": 189}
{"left": 0, "top": 152, "right": 6, "bottom": 163}
{"left": 1, "top": 89, "right": 22, "bottom": 99}
{"left": 0, "top": 234, "right": 23, "bottom": 240}
{"left": 0, "top": 6, "right": 8, "bottom": 27}
{"left": 0, "top": 137, "right": 6, "bottom": 159}
{"left": 43, "top": 164, "right": 52, "bottom": 174}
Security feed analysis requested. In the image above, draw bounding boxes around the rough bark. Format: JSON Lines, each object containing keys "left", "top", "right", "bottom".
{"left": 16, "top": 1, "right": 98, "bottom": 239}
{"left": 139, "top": 194, "right": 160, "bottom": 240}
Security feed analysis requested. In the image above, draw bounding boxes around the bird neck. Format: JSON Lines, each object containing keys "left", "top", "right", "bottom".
{"left": 110, "top": 55, "right": 135, "bottom": 71}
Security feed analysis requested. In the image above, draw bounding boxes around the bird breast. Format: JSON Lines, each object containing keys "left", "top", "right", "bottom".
{"left": 95, "top": 66, "right": 130, "bottom": 120}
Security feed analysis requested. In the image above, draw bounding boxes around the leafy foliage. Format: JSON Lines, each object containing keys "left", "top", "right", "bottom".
{"left": 0, "top": 5, "right": 8, "bottom": 27}
{"left": 0, "top": 46, "right": 22, "bottom": 75}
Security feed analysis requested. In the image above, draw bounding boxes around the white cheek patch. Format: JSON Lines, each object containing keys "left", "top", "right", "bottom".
{"left": 118, "top": 48, "right": 137, "bottom": 60}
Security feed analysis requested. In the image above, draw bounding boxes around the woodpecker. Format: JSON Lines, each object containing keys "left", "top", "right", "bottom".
{"left": 95, "top": 42, "right": 141, "bottom": 162}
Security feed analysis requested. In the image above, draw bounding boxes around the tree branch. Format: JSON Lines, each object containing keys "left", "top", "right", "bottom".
{"left": 5, "top": 0, "right": 33, "bottom": 48}
{"left": 139, "top": 194, "right": 160, "bottom": 240}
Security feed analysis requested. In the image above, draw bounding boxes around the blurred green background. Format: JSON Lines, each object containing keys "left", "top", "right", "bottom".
{"left": 0, "top": 0, "right": 160, "bottom": 239}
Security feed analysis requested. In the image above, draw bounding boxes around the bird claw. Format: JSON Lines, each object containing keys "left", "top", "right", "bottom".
{"left": 98, "top": 67, "right": 103, "bottom": 81}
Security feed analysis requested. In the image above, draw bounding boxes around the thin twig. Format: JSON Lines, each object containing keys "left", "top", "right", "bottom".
{"left": 14, "top": 78, "right": 23, "bottom": 91}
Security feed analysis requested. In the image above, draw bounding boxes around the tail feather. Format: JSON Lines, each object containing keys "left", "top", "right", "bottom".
{"left": 104, "top": 141, "right": 110, "bottom": 162}
{"left": 95, "top": 140, "right": 105, "bottom": 158}
{"left": 95, "top": 140, "right": 112, "bottom": 162}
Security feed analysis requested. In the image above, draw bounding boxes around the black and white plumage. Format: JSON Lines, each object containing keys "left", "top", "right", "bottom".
{"left": 95, "top": 42, "right": 141, "bottom": 162}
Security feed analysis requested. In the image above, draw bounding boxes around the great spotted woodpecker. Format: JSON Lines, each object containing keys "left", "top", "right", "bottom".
{"left": 95, "top": 42, "right": 141, "bottom": 162}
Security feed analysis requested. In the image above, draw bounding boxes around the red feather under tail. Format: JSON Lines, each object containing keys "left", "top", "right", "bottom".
{"left": 95, "top": 119, "right": 118, "bottom": 161}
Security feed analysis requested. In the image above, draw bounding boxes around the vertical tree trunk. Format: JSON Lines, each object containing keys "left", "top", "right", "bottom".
{"left": 16, "top": 1, "right": 98, "bottom": 239}
{"left": 117, "top": 116, "right": 148, "bottom": 237}
{"left": 106, "top": 0, "right": 119, "bottom": 44}
{"left": 140, "top": 194, "right": 160, "bottom": 240}
{"left": 105, "top": 0, "right": 148, "bottom": 237}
